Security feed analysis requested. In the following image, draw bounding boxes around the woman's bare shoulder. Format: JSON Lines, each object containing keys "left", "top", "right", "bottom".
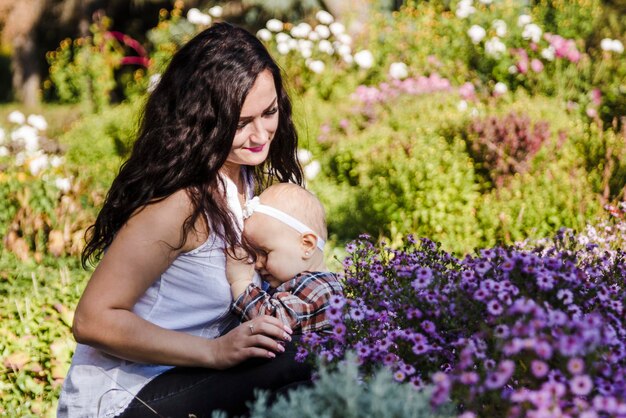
{"left": 128, "top": 189, "right": 207, "bottom": 253}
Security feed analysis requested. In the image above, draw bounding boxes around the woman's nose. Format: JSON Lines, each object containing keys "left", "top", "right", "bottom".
{"left": 250, "top": 118, "right": 269, "bottom": 143}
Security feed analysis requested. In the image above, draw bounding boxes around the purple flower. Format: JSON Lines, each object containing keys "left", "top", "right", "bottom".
{"left": 487, "top": 300, "right": 504, "bottom": 316}
{"left": 332, "top": 323, "right": 346, "bottom": 339}
{"left": 531, "top": 360, "right": 549, "bottom": 378}
{"left": 412, "top": 342, "right": 430, "bottom": 355}
{"left": 393, "top": 370, "right": 406, "bottom": 382}
{"left": 570, "top": 375, "right": 593, "bottom": 396}
{"left": 494, "top": 324, "right": 510, "bottom": 339}
{"left": 536, "top": 274, "right": 554, "bottom": 290}
{"left": 350, "top": 307, "right": 365, "bottom": 322}
{"left": 421, "top": 320, "right": 436, "bottom": 333}
{"left": 567, "top": 358, "right": 585, "bottom": 375}
{"left": 557, "top": 289, "right": 574, "bottom": 305}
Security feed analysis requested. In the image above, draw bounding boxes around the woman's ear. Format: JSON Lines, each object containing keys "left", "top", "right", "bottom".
{"left": 300, "top": 232, "right": 318, "bottom": 259}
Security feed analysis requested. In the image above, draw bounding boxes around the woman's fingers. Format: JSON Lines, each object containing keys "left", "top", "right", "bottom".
{"left": 249, "top": 316, "right": 292, "bottom": 341}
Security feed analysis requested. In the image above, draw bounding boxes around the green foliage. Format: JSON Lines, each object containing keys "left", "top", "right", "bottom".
{"left": 0, "top": 251, "right": 85, "bottom": 417}
{"left": 476, "top": 166, "right": 602, "bottom": 245}
{"left": 310, "top": 94, "right": 481, "bottom": 254}
{"left": 59, "top": 98, "right": 143, "bottom": 189}
{"left": 46, "top": 16, "right": 123, "bottom": 113}
{"left": 223, "top": 353, "right": 454, "bottom": 418}
{"left": 571, "top": 122, "right": 626, "bottom": 202}
{"left": 532, "top": 0, "right": 604, "bottom": 41}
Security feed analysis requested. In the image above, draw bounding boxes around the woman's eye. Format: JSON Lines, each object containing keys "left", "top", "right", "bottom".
{"left": 237, "top": 122, "right": 248, "bottom": 130}
{"left": 264, "top": 107, "right": 278, "bottom": 116}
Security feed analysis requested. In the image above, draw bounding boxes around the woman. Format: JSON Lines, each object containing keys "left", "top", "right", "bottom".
{"left": 58, "top": 23, "right": 310, "bottom": 418}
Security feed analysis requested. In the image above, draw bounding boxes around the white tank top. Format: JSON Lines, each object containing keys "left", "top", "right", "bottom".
{"left": 57, "top": 173, "right": 255, "bottom": 418}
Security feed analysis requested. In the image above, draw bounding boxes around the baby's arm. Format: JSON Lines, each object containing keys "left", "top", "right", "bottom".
{"left": 225, "top": 247, "right": 256, "bottom": 298}
{"left": 232, "top": 273, "right": 343, "bottom": 333}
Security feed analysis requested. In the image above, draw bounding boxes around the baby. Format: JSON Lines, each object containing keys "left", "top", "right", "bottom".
{"left": 226, "top": 183, "right": 342, "bottom": 333}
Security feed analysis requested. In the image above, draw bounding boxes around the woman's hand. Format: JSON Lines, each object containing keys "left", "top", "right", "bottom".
{"left": 211, "top": 315, "right": 293, "bottom": 369}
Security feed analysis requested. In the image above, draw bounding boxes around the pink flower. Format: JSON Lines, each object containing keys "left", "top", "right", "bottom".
{"left": 530, "top": 58, "right": 544, "bottom": 73}
{"left": 590, "top": 89, "right": 602, "bottom": 107}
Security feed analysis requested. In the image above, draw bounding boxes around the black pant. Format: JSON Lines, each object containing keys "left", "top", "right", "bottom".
{"left": 118, "top": 338, "right": 311, "bottom": 418}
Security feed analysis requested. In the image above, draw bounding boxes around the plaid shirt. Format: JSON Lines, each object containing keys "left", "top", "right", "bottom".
{"left": 231, "top": 271, "right": 342, "bottom": 333}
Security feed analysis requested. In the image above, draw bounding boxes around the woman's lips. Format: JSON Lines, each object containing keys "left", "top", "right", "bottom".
{"left": 244, "top": 145, "right": 265, "bottom": 153}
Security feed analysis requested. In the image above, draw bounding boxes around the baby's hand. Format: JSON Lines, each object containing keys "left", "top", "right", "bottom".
{"left": 225, "top": 247, "right": 255, "bottom": 287}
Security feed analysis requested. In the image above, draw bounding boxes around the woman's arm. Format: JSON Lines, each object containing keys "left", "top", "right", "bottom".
{"left": 72, "top": 190, "right": 291, "bottom": 370}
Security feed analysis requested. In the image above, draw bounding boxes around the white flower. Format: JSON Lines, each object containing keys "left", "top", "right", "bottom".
{"left": 15, "top": 152, "right": 25, "bottom": 166}
{"left": 298, "top": 39, "right": 313, "bottom": 58}
{"left": 298, "top": 39, "right": 313, "bottom": 51}
{"left": 315, "top": 10, "right": 334, "bottom": 25}
{"left": 485, "top": 37, "right": 506, "bottom": 58}
{"left": 354, "top": 50, "right": 374, "bottom": 69}
{"left": 494, "top": 82, "right": 508, "bottom": 95}
{"left": 456, "top": 0, "right": 476, "bottom": 18}
{"left": 304, "top": 160, "right": 321, "bottom": 180}
{"left": 308, "top": 31, "right": 320, "bottom": 41}
{"left": 601, "top": 38, "right": 624, "bottom": 54}
{"left": 337, "top": 33, "right": 352, "bottom": 45}
{"left": 147, "top": 73, "right": 161, "bottom": 93}
{"left": 318, "top": 39, "right": 334, "bottom": 55}
{"left": 492, "top": 20, "right": 507, "bottom": 37}
{"left": 517, "top": 14, "right": 532, "bottom": 27}
{"left": 389, "top": 62, "right": 408, "bottom": 80}
{"left": 541, "top": 46, "right": 555, "bottom": 61}
{"left": 291, "top": 23, "right": 312, "bottom": 38}
{"left": 0, "top": 128, "right": 5, "bottom": 144}
{"left": 0, "top": 145, "right": 8, "bottom": 157}
{"left": 297, "top": 148, "right": 313, "bottom": 164}
{"left": 11, "top": 125, "right": 38, "bottom": 146}
{"left": 55, "top": 177, "right": 72, "bottom": 193}
{"left": 457, "top": 100, "right": 469, "bottom": 111}
{"left": 479, "top": 0, "right": 493, "bottom": 3}
{"left": 208, "top": 6, "right": 223, "bottom": 18}
{"left": 275, "top": 32, "right": 291, "bottom": 44}
{"left": 468, "top": 25, "right": 486, "bottom": 44}
{"left": 27, "top": 114, "right": 47, "bottom": 131}
{"left": 612, "top": 39, "right": 624, "bottom": 54}
{"left": 522, "top": 23, "right": 542, "bottom": 43}
{"left": 186, "top": 8, "right": 211, "bottom": 26}
{"left": 266, "top": 19, "right": 284, "bottom": 32}
{"left": 24, "top": 134, "right": 39, "bottom": 153}
{"left": 342, "top": 54, "right": 354, "bottom": 64}
{"left": 337, "top": 44, "right": 351, "bottom": 57}
{"left": 508, "top": 65, "right": 518, "bottom": 74}
{"left": 288, "top": 38, "right": 298, "bottom": 50}
{"left": 600, "top": 38, "right": 613, "bottom": 51}
{"left": 8, "top": 110, "right": 25, "bottom": 125}
{"left": 257, "top": 28, "right": 272, "bottom": 41}
{"left": 307, "top": 59, "right": 325, "bottom": 74}
{"left": 29, "top": 153, "right": 49, "bottom": 176}
{"left": 50, "top": 155, "right": 64, "bottom": 167}
{"left": 329, "top": 22, "right": 345, "bottom": 36}
{"left": 277, "top": 42, "right": 290, "bottom": 55}
{"left": 315, "top": 25, "right": 331, "bottom": 39}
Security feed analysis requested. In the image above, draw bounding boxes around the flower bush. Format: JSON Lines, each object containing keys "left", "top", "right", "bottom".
{"left": 0, "top": 110, "right": 104, "bottom": 261}
{"left": 300, "top": 224, "right": 626, "bottom": 416}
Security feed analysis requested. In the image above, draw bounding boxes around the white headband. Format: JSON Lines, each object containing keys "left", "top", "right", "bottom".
{"left": 242, "top": 196, "right": 325, "bottom": 251}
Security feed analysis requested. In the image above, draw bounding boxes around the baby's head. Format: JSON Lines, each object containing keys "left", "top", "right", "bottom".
{"left": 243, "top": 183, "right": 327, "bottom": 287}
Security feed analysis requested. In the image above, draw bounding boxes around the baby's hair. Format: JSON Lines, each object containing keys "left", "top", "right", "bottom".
{"left": 258, "top": 183, "right": 327, "bottom": 241}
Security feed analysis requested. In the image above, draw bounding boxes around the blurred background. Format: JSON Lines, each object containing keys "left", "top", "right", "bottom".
{"left": 0, "top": 0, "right": 625, "bottom": 415}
